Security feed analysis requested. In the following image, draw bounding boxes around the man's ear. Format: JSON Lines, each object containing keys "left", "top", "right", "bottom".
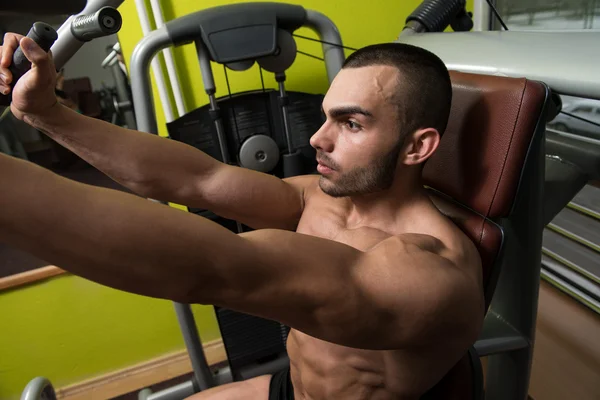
{"left": 401, "top": 128, "right": 441, "bottom": 166}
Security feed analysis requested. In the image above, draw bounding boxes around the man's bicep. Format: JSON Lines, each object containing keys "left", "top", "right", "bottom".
{"left": 200, "top": 165, "right": 315, "bottom": 230}
{"left": 355, "top": 237, "right": 484, "bottom": 349}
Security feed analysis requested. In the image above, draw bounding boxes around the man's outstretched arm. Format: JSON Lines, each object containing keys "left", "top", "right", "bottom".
{"left": 0, "top": 33, "right": 309, "bottom": 232}
{"left": 0, "top": 153, "right": 482, "bottom": 350}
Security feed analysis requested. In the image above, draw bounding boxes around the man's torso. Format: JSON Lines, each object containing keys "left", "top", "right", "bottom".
{"left": 284, "top": 177, "right": 481, "bottom": 400}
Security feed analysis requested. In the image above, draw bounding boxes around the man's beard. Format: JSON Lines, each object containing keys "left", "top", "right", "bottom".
{"left": 318, "top": 139, "right": 404, "bottom": 198}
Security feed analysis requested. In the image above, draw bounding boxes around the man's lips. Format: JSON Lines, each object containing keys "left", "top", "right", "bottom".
{"left": 317, "top": 161, "right": 334, "bottom": 174}
{"left": 317, "top": 159, "right": 334, "bottom": 170}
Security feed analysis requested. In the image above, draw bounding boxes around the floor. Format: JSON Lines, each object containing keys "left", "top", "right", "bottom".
{"left": 112, "top": 372, "right": 195, "bottom": 400}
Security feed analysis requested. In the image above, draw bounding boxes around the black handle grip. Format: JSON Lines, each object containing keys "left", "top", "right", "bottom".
{"left": 405, "top": 0, "right": 466, "bottom": 33}
{"left": 70, "top": 7, "right": 122, "bottom": 42}
{"left": 0, "top": 22, "right": 58, "bottom": 106}
{"left": 10, "top": 22, "right": 58, "bottom": 84}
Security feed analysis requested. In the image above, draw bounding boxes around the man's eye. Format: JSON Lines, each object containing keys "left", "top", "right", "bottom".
{"left": 345, "top": 121, "right": 361, "bottom": 131}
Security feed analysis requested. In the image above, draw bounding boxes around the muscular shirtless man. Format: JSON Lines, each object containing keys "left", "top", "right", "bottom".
{"left": 0, "top": 35, "right": 484, "bottom": 400}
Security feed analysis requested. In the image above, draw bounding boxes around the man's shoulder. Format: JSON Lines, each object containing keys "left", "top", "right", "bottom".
{"left": 283, "top": 174, "right": 319, "bottom": 185}
{"left": 283, "top": 174, "right": 319, "bottom": 195}
{"left": 376, "top": 225, "right": 482, "bottom": 278}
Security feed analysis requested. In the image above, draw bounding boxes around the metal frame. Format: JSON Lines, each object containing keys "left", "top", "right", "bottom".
{"left": 130, "top": 8, "right": 344, "bottom": 136}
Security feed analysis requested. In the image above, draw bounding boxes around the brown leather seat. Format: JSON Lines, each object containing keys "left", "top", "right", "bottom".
{"left": 420, "top": 71, "right": 549, "bottom": 399}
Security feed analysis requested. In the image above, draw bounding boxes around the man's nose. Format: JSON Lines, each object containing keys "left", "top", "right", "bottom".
{"left": 309, "top": 122, "right": 335, "bottom": 153}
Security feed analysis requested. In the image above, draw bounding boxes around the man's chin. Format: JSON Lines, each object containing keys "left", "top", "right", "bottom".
{"left": 319, "top": 177, "right": 348, "bottom": 198}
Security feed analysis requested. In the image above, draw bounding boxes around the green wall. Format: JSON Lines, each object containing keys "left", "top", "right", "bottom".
{"left": 0, "top": 1, "right": 472, "bottom": 399}
{"left": 0, "top": 276, "right": 221, "bottom": 399}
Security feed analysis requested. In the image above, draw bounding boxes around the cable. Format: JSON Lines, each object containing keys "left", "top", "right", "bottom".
{"left": 256, "top": 66, "right": 277, "bottom": 160}
{"left": 222, "top": 64, "right": 245, "bottom": 234}
{"left": 223, "top": 65, "right": 234, "bottom": 99}
{"left": 485, "top": 0, "right": 509, "bottom": 30}
{"left": 292, "top": 34, "right": 358, "bottom": 51}
{"left": 296, "top": 50, "right": 324, "bottom": 62}
{"left": 558, "top": 110, "right": 600, "bottom": 130}
{"left": 223, "top": 65, "right": 241, "bottom": 141}
{"left": 259, "top": 66, "right": 266, "bottom": 92}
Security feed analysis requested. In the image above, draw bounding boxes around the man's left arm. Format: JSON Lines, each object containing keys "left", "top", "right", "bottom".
{"left": 0, "top": 153, "right": 483, "bottom": 350}
{"left": 232, "top": 229, "right": 484, "bottom": 352}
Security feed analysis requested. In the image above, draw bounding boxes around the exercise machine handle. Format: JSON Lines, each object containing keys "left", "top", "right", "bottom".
{"left": 10, "top": 23, "right": 58, "bottom": 85}
{"left": 403, "top": 0, "right": 470, "bottom": 34}
{"left": 70, "top": 6, "right": 123, "bottom": 42}
{"left": 0, "top": 22, "right": 58, "bottom": 106}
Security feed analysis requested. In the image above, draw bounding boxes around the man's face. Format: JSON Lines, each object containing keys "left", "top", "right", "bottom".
{"left": 310, "top": 65, "right": 406, "bottom": 198}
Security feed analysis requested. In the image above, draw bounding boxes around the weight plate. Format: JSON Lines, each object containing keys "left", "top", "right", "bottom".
{"left": 239, "top": 135, "right": 280, "bottom": 172}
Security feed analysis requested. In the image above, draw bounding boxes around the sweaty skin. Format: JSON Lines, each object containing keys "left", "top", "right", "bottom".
{"left": 0, "top": 36, "right": 484, "bottom": 400}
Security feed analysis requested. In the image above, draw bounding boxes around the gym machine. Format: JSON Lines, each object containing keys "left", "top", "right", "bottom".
{"left": 129, "top": 3, "right": 345, "bottom": 398}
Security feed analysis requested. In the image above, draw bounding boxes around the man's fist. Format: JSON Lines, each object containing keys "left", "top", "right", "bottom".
{"left": 0, "top": 33, "right": 59, "bottom": 120}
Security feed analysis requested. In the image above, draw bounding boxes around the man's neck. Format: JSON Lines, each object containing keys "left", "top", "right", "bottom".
{"left": 344, "top": 172, "right": 426, "bottom": 229}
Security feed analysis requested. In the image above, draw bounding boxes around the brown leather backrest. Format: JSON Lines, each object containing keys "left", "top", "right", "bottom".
{"left": 424, "top": 71, "right": 547, "bottom": 302}
{"left": 419, "top": 71, "right": 547, "bottom": 400}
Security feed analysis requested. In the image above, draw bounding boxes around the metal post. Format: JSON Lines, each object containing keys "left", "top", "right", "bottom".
{"left": 473, "top": 0, "right": 492, "bottom": 31}
{"left": 195, "top": 40, "right": 231, "bottom": 165}
{"left": 276, "top": 74, "right": 294, "bottom": 154}
{"left": 130, "top": 27, "right": 173, "bottom": 134}
{"left": 149, "top": 0, "right": 187, "bottom": 117}
{"left": 109, "top": 58, "right": 137, "bottom": 129}
{"left": 130, "top": 29, "right": 218, "bottom": 392}
{"left": 173, "top": 303, "right": 216, "bottom": 390}
{"left": 304, "top": 10, "right": 346, "bottom": 83}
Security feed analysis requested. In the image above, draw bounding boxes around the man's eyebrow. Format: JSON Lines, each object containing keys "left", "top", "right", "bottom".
{"left": 322, "top": 105, "right": 374, "bottom": 119}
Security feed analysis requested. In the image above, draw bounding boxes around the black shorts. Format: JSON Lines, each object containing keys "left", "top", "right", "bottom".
{"left": 269, "top": 366, "right": 294, "bottom": 400}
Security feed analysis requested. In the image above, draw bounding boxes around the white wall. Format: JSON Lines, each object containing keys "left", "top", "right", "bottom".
{"left": 61, "top": 34, "right": 120, "bottom": 91}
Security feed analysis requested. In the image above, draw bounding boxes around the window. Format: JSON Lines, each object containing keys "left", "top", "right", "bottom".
{"left": 544, "top": 93, "right": 600, "bottom": 313}
{"left": 496, "top": 0, "right": 600, "bottom": 31}
{"left": 549, "top": 95, "right": 600, "bottom": 137}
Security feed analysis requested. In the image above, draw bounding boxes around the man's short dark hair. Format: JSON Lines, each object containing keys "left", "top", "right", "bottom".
{"left": 342, "top": 43, "right": 452, "bottom": 141}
